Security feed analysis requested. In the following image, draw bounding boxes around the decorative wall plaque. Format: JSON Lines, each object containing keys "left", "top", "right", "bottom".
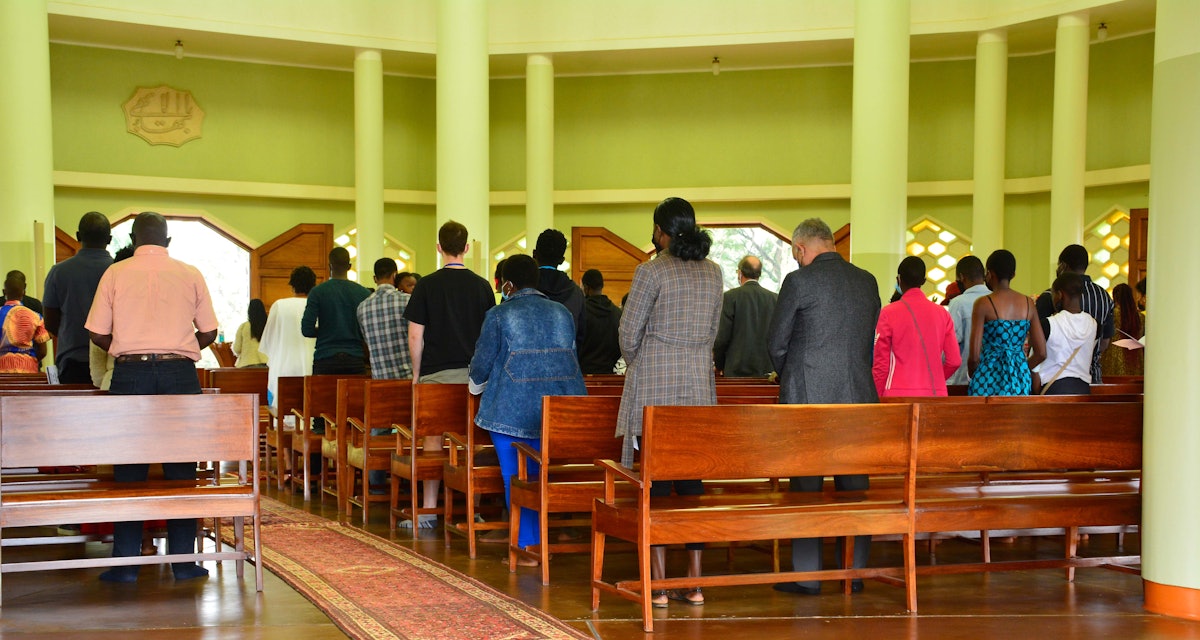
{"left": 123, "top": 85, "right": 205, "bottom": 146}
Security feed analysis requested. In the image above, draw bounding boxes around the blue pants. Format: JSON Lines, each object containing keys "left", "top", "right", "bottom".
{"left": 108, "top": 359, "right": 202, "bottom": 572}
{"left": 488, "top": 431, "right": 541, "bottom": 549}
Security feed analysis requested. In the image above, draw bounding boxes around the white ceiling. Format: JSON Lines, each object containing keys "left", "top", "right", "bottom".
{"left": 47, "top": 0, "right": 1156, "bottom": 79}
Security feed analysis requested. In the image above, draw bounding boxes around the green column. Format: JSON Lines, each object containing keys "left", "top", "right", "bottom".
{"left": 850, "top": 0, "right": 910, "bottom": 302}
{"left": 972, "top": 30, "right": 1007, "bottom": 261}
{"left": 0, "top": 0, "right": 55, "bottom": 294}
{"left": 437, "top": 0, "right": 489, "bottom": 275}
{"left": 526, "top": 54, "right": 555, "bottom": 254}
{"left": 1048, "top": 12, "right": 1089, "bottom": 268}
{"left": 1142, "top": 0, "right": 1200, "bottom": 619}
{"left": 355, "top": 48, "right": 384, "bottom": 286}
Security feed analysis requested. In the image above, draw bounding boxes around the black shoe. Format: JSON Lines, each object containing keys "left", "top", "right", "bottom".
{"left": 173, "top": 564, "right": 210, "bottom": 581}
{"left": 99, "top": 567, "right": 138, "bottom": 583}
{"left": 773, "top": 582, "right": 820, "bottom": 595}
{"left": 851, "top": 579, "right": 865, "bottom": 593}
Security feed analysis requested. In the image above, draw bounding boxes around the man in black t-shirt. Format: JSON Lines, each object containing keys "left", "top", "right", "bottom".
{"left": 403, "top": 220, "right": 494, "bottom": 527}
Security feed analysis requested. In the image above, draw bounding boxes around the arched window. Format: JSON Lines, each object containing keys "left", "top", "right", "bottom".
{"left": 706, "top": 225, "right": 797, "bottom": 292}
{"left": 1083, "top": 209, "right": 1131, "bottom": 291}
{"left": 906, "top": 218, "right": 973, "bottom": 302}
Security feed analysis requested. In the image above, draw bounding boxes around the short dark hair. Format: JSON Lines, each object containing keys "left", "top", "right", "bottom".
{"left": 581, "top": 269, "right": 604, "bottom": 290}
{"left": 494, "top": 257, "right": 508, "bottom": 283}
{"left": 955, "top": 255, "right": 984, "bottom": 281}
{"left": 985, "top": 249, "right": 1017, "bottom": 281}
{"left": 289, "top": 265, "right": 317, "bottom": 294}
{"left": 897, "top": 256, "right": 926, "bottom": 289}
{"left": 77, "top": 211, "right": 111, "bottom": 246}
{"left": 329, "top": 247, "right": 351, "bottom": 269}
{"left": 1058, "top": 244, "right": 1089, "bottom": 273}
{"left": 374, "top": 257, "right": 397, "bottom": 279}
{"left": 1052, "top": 272, "right": 1085, "bottom": 300}
{"left": 503, "top": 254, "right": 539, "bottom": 290}
{"left": 737, "top": 256, "right": 762, "bottom": 280}
{"left": 653, "top": 197, "right": 711, "bottom": 261}
{"left": 439, "top": 221, "right": 469, "bottom": 256}
{"left": 534, "top": 229, "right": 567, "bottom": 267}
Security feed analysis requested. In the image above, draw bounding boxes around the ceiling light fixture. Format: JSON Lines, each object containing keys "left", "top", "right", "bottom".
{"left": 174, "top": 40, "right": 184, "bottom": 60}
{"left": 712, "top": 56, "right": 720, "bottom": 76}
{"left": 1097, "top": 23, "right": 1108, "bottom": 41}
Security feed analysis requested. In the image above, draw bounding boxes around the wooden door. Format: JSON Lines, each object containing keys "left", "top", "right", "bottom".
{"left": 250, "top": 224, "right": 332, "bottom": 310}
{"left": 834, "top": 223, "right": 851, "bottom": 262}
{"left": 55, "top": 227, "right": 80, "bottom": 263}
{"left": 1128, "top": 208, "right": 1147, "bottom": 287}
{"left": 571, "top": 227, "right": 652, "bottom": 306}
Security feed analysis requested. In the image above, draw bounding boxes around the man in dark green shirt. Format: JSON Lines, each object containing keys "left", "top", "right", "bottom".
{"left": 301, "top": 247, "right": 371, "bottom": 375}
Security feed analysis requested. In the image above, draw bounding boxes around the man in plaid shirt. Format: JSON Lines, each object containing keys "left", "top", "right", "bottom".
{"left": 357, "top": 257, "right": 413, "bottom": 381}
{"left": 357, "top": 257, "right": 412, "bottom": 492}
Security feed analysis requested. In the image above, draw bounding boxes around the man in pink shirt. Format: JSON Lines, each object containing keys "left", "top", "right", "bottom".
{"left": 873, "top": 256, "right": 961, "bottom": 397}
{"left": 85, "top": 212, "right": 218, "bottom": 584}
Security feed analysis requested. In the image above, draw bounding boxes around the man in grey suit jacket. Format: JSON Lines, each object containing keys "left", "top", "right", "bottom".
{"left": 713, "top": 255, "right": 778, "bottom": 377}
{"left": 767, "top": 217, "right": 881, "bottom": 596}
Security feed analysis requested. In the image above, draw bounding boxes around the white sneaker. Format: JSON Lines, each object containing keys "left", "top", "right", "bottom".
{"left": 398, "top": 514, "right": 437, "bottom": 529}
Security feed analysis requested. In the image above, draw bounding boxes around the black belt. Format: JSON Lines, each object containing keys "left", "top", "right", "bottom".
{"left": 115, "top": 353, "right": 191, "bottom": 363}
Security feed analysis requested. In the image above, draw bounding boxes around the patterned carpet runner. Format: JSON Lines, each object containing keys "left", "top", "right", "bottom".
{"left": 230, "top": 498, "right": 587, "bottom": 640}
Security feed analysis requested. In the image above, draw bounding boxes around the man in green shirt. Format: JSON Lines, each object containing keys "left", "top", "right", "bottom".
{"left": 301, "top": 247, "right": 371, "bottom": 375}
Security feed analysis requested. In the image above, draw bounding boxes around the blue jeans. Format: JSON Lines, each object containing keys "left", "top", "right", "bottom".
{"left": 108, "top": 359, "right": 202, "bottom": 571}
{"left": 488, "top": 431, "right": 540, "bottom": 549}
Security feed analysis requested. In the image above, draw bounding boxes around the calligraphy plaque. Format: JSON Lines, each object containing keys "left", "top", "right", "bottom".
{"left": 123, "top": 85, "right": 205, "bottom": 146}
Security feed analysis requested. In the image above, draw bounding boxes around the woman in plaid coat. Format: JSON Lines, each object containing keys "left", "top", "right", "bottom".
{"left": 616, "top": 196, "right": 723, "bottom": 607}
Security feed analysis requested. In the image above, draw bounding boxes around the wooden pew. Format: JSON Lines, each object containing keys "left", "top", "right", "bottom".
{"left": 911, "top": 401, "right": 1142, "bottom": 579}
{"left": 289, "top": 374, "right": 367, "bottom": 501}
{"left": 0, "top": 394, "right": 262, "bottom": 599}
{"left": 591, "top": 403, "right": 917, "bottom": 632}
{"left": 345, "top": 379, "right": 411, "bottom": 524}
{"left": 206, "top": 367, "right": 270, "bottom": 472}
{"left": 266, "top": 376, "right": 304, "bottom": 490}
{"left": 442, "top": 393, "right": 504, "bottom": 558}
{"left": 390, "top": 383, "right": 464, "bottom": 532}
{"left": 510, "top": 395, "right": 625, "bottom": 583}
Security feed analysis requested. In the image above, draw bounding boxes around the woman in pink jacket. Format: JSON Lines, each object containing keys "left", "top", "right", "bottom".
{"left": 873, "top": 256, "right": 961, "bottom": 397}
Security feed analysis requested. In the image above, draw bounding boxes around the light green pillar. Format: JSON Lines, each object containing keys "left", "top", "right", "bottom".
{"left": 526, "top": 54, "right": 555, "bottom": 256}
{"left": 972, "top": 30, "right": 1007, "bottom": 261}
{"left": 437, "top": 0, "right": 489, "bottom": 275}
{"left": 354, "top": 48, "right": 384, "bottom": 286}
{"left": 850, "top": 0, "right": 910, "bottom": 302}
{"left": 1048, "top": 11, "right": 1089, "bottom": 269}
{"left": 0, "top": 0, "right": 55, "bottom": 295}
{"left": 1142, "top": 0, "right": 1200, "bottom": 619}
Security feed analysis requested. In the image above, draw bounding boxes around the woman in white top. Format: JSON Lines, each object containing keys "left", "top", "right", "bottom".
{"left": 232, "top": 299, "right": 269, "bottom": 367}
{"left": 1034, "top": 272, "right": 1097, "bottom": 395}
{"left": 258, "top": 267, "right": 317, "bottom": 411}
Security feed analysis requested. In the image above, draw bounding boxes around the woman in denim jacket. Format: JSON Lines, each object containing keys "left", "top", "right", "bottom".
{"left": 468, "top": 255, "right": 586, "bottom": 561}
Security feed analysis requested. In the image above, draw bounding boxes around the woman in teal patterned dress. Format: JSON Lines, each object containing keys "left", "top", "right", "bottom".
{"left": 967, "top": 250, "right": 1047, "bottom": 396}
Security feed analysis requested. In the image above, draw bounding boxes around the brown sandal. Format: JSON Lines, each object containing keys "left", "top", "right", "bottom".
{"left": 651, "top": 590, "right": 669, "bottom": 608}
{"left": 668, "top": 588, "right": 704, "bottom": 606}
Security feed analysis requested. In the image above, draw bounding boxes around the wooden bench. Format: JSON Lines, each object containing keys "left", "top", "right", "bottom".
{"left": 911, "top": 401, "right": 1142, "bottom": 578}
{"left": 266, "top": 376, "right": 304, "bottom": 490}
{"left": 345, "top": 379, "right": 411, "bottom": 524}
{"left": 0, "top": 394, "right": 262, "bottom": 600}
{"left": 390, "top": 383, "right": 463, "bottom": 531}
{"left": 323, "top": 378, "right": 368, "bottom": 505}
{"left": 591, "top": 403, "right": 917, "bottom": 632}
{"left": 205, "top": 367, "right": 270, "bottom": 471}
{"left": 289, "top": 374, "right": 366, "bottom": 500}
{"left": 442, "top": 392, "right": 503, "bottom": 558}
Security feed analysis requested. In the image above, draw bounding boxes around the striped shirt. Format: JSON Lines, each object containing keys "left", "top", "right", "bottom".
{"left": 356, "top": 284, "right": 412, "bottom": 380}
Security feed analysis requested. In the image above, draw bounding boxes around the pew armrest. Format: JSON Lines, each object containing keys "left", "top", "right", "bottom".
{"left": 513, "top": 442, "right": 543, "bottom": 481}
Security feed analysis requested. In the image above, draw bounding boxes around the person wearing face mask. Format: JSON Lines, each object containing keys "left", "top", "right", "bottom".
{"left": 766, "top": 217, "right": 880, "bottom": 596}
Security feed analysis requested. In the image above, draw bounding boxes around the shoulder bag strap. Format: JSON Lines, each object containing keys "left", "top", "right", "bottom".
{"left": 900, "top": 298, "right": 939, "bottom": 395}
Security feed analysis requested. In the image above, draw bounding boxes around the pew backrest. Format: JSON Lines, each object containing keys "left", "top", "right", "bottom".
{"left": 542, "top": 395, "right": 623, "bottom": 465}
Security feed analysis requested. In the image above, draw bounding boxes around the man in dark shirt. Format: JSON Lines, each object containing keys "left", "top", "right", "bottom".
{"left": 579, "top": 269, "right": 622, "bottom": 374}
{"left": 301, "top": 247, "right": 371, "bottom": 376}
{"left": 713, "top": 255, "right": 778, "bottom": 378}
{"left": 403, "top": 220, "right": 494, "bottom": 527}
{"left": 43, "top": 212, "right": 113, "bottom": 384}
{"left": 1035, "top": 244, "right": 1114, "bottom": 383}
{"left": 532, "top": 229, "right": 585, "bottom": 347}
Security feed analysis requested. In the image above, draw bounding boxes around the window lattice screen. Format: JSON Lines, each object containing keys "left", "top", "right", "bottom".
{"left": 1083, "top": 210, "right": 1130, "bottom": 292}
{"left": 905, "top": 219, "right": 973, "bottom": 302}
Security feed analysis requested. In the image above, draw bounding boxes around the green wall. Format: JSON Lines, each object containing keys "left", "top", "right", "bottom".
{"left": 48, "top": 34, "right": 1155, "bottom": 283}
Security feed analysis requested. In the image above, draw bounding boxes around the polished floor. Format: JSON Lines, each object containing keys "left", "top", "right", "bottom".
{"left": 0, "top": 482, "right": 1194, "bottom": 640}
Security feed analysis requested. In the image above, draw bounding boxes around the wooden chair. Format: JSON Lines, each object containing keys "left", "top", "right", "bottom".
{"left": 266, "top": 376, "right": 304, "bottom": 490}
{"left": 510, "top": 395, "right": 624, "bottom": 583}
{"left": 443, "top": 392, "right": 504, "bottom": 558}
{"left": 323, "top": 378, "right": 368, "bottom": 506}
{"left": 289, "top": 375, "right": 365, "bottom": 501}
{"left": 343, "top": 379, "right": 412, "bottom": 524}
{"left": 206, "top": 367, "right": 270, "bottom": 467}
{"left": 390, "top": 383, "right": 464, "bottom": 532}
